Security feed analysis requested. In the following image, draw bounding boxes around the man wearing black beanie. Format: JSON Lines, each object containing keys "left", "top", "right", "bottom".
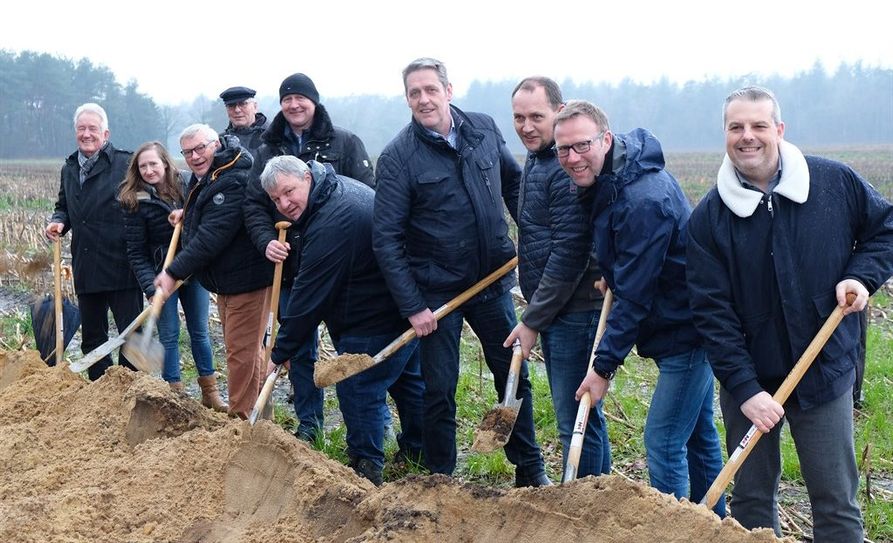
{"left": 244, "top": 72, "right": 375, "bottom": 443}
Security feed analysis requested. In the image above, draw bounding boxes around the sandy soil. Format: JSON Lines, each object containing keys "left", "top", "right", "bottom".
{"left": 0, "top": 349, "right": 789, "bottom": 543}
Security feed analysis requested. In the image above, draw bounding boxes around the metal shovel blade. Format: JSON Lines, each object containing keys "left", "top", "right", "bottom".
{"left": 471, "top": 397, "right": 523, "bottom": 453}
{"left": 121, "top": 333, "right": 164, "bottom": 375}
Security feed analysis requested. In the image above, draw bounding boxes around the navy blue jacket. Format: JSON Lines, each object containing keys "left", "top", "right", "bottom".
{"left": 52, "top": 142, "right": 139, "bottom": 294}
{"left": 166, "top": 135, "right": 272, "bottom": 295}
{"left": 271, "top": 162, "right": 407, "bottom": 364}
{"left": 517, "top": 146, "right": 602, "bottom": 330}
{"left": 223, "top": 112, "right": 268, "bottom": 159}
{"left": 373, "top": 105, "right": 521, "bottom": 315}
{"left": 687, "top": 142, "right": 893, "bottom": 409}
{"left": 588, "top": 129, "right": 701, "bottom": 374}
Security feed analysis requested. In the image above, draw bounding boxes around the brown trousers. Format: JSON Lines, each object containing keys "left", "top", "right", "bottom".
{"left": 217, "top": 287, "right": 271, "bottom": 419}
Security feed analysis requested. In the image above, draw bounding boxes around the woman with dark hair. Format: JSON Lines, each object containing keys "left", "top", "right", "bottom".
{"left": 120, "top": 141, "right": 226, "bottom": 411}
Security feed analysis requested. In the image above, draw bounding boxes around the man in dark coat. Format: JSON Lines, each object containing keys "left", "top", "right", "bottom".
{"left": 220, "top": 86, "right": 268, "bottom": 158}
{"left": 244, "top": 73, "right": 376, "bottom": 441}
{"left": 687, "top": 86, "right": 893, "bottom": 541}
{"left": 155, "top": 124, "right": 273, "bottom": 419}
{"left": 261, "top": 155, "right": 425, "bottom": 485}
{"left": 502, "top": 77, "right": 608, "bottom": 479}
{"left": 46, "top": 102, "right": 143, "bottom": 381}
{"left": 554, "top": 100, "right": 725, "bottom": 514}
{"left": 373, "top": 57, "right": 549, "bottom": 487}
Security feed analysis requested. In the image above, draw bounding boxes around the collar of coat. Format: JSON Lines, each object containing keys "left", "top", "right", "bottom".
{"left": 716, "top": 140, "right": 809, "bottom": 218}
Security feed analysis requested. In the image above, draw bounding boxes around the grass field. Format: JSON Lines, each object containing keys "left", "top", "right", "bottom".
{"left": 2, "top": 146, "right": 892, "bottom": 541}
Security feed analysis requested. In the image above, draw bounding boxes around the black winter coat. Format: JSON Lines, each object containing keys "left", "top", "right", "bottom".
{"left": 223, "top": 112, "right": 268, "bottom": 159}
{"left": 271, "top": 162, "right": 406, "bottom": 364}
{"left": 517, "top": 146, "right": 602, "bottom": 331}
{"left": 121, "top": 173, "right": 188, "bottom": 298}
{"left": 687, "top": 142, "right": 893, "bottom": 409}
{"left": 373, "top": 106, "right": 521, "bottom": 316}
{"left": 51, "top": 142, "right": 139, "bottom": 294}
{"left": 166, "top": 136, "right": 272, "bottom": 294}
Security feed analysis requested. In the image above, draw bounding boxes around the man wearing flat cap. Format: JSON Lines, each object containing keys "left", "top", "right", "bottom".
{"left": 220, "top": 86, "right": 268, "bottom": 158}
{"left": 244, "top": 72, "right": 375, "bottom": 442}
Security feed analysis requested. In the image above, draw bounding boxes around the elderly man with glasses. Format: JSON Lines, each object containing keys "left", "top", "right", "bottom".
{"left": 220, "top": 86, "right": 268, "bottom": 158}
{"left": 553, "top": 100, "right": 726, "bottom": 515}
{"left": 155, "top": 124, "right": 272, "bottom": 419}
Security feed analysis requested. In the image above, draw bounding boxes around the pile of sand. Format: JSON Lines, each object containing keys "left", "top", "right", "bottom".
{"left": 0, "top": 350, "right": 787, "bottom": 542}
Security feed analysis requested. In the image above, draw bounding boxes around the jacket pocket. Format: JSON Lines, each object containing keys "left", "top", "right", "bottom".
{"left": 739, "top": 310, "right": 787, "bottom": 380}
{"left": 811, "top": 291, "right": 859, "bottom": 364}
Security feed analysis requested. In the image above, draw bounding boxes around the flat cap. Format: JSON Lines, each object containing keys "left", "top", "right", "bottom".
{"left": 219, "top": 86, "right": 256, "bottom": 105}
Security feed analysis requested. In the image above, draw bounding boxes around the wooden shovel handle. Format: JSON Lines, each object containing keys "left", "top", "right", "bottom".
{"left": 149, "top": 223, "right": 183, "bottom": 319}
{"left": 563, "top": 288, "right": 614, "bottom": 483}
{"left": 701, "top": 293, "right": 856, "bottom": 509}
{"left": 264, "top": 221, "right": 292, "bottom": 358}
{"left": 53, "top": 238, "right": 64, "bottom": 367}
{"left": 503, "top": 339, "right": 524, "bottom": 401}
{"left": 373, "top": 256, "right": 519, "bottom": 364}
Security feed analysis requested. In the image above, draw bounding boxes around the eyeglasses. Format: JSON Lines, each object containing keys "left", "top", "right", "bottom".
{"left": 556, "top": 132, "right": 606, "bottom": 158}
{"left": 181, "top": 141, "right": 213, "bottom": 157}
{"left": 225, "top": 100, "right": 251, "bottom": 110}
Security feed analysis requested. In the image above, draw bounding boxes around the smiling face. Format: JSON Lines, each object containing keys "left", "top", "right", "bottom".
{"left": 226, "top": 99, "right": 258, "bottom": 129}
{"left": 554, "top": 115, "right": 612, "bottom": 188}
{"left": 405, "top": 68, "right": 453, "bottom": 136}
{"left": 281, "top": 94, "right": 316, "bottom": 134}
{"left": 75, "top": 112, "right": 109, "bottom": 157}
{"left": 724, "top": 98, "right": 785, "bottom": 189}
{"left": 180, "top": 134, "right": 218, "bottom": 178}
{"left": 267, "top": 171, "right": 312, "bottom": 221}
{"left": 137, "top": 147, "right": 166, "bottom": 185}
{"left": 512, "top": 85, "right": 560, "bottom": 153}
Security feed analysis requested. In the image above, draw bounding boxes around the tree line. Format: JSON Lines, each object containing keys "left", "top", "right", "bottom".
{"left": 1, "top": 49, "right": 891, "bottom": 159}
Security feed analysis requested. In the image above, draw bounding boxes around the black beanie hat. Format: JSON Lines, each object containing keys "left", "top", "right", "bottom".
{"left": 279, "top": 73, "right": 320, "bottom": 104}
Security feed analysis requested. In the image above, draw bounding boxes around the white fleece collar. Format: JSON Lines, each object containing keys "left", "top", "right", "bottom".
{"left": 716, "top": 140, "right": 809, "bottom": 218}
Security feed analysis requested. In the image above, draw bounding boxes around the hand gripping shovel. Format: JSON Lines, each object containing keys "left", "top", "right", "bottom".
{"left": 471, "top": 339, "right": 524, "bottom": 452}
{"left": 562, "top": 288, "right": 614, "bottom": 483}
{"left": 313, "top": 256, "right": 519, "bottom": 388}
{"left": 700, "top": 292, "right": 857, "bottom": 510}
{"left": 249, "top": 221, "right": 291, "bottom": 425}
{"left": 122, "top": 223, "right": 182, "bottom": 375}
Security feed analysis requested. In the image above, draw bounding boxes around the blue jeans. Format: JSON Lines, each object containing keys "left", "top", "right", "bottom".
{"left": 157, "top": 279, "right": 214, "bottom": 382}
{"left": 333, "top": 333, "right": 425, "bottom": 469}
{"left": 279, "top": 288, "right": 322, "bottom": 440}
{"left": 541, "top": 310, "right": 611, "bottom": 477}
{"left": 420, "top": 291, "right": 545, "bottom": 477}
{"left": 645, "top": 348, "right": 726, "bottom": 517}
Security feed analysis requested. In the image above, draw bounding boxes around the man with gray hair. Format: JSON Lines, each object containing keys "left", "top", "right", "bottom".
{"left": 46, "top": 103, "right": 143, "bottom": 380}
{"left": 220, "top": 86, "right": 268, "bottom": 157}
{"left": 154, "top": 124, "right": 272, "bottom": 419}
{"left": 373, "top": 58, "right": 550, "bottom": 486}
{"left": 687, "top": 86, "right": 893, "bottom": 540}
{"left": 261, "top": 155, "right": 425, "bottom": 485}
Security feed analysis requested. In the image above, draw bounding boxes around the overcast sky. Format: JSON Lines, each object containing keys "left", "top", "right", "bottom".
{"left": 4, "top": 0, "right": 891, "bottom": 105}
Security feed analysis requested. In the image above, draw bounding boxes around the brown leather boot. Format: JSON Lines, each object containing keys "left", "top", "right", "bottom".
{"left": 168, "top": 381, "right": 185, "bottom": 394}
{"left": 198, "top": 375, "right": 228, "bottom": 413}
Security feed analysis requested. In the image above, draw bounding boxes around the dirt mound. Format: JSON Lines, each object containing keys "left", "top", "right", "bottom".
{"left": 0, "top": 350, "right": 787, "bottom": 542}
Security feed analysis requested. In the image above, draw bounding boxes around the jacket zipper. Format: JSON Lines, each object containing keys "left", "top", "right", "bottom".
{"left": 766, "top": 193, "right": 774, "bottom": 217}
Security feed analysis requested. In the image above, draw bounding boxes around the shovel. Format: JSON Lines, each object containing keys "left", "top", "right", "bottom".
{"left": 122, "top": 223, "right": 182, "bottom": 375}
{"left": 250, "top": 221, "right": 291, "bottom": 424}
{"left": 471, "top": 339, "right": 524, "bottom": 452}
{"left": 53, "top": 239, "right": 64, "bottom": 367}
{"left": 562, "top": 288, "right": 613, "bottom": 483}
{"left": 700, "top": 292, "right": 856, "bottom": 510}
{"left": 314, "top": 256, "right": 519, "bottom": 388}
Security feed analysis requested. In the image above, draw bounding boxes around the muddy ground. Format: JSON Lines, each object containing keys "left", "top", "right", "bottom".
{"left": 0, "top": 349, "right": 787, "bottom": 543}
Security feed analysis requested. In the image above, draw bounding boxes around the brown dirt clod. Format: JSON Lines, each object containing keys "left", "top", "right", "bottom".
{"left": 314, "top": 353, "right": 375, "bottom": 387}
{"left": 471, "top": 406, "right": 518, "bottom": 452}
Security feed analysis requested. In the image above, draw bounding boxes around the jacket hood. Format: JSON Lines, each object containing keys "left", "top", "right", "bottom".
{"left": 716, "top": 139, "right": 810, "bottom": 218}
{"left": 262, "top": 104, "right": 334, "bottom": 146}
{"left": 608, "top": 128, "right": 666, "bottom": 189}
{"left": 295, "top": 160, "right": 337, "bottom": 229}
{"left": 210, "top": 134, "right": 254, "bottom": 180}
